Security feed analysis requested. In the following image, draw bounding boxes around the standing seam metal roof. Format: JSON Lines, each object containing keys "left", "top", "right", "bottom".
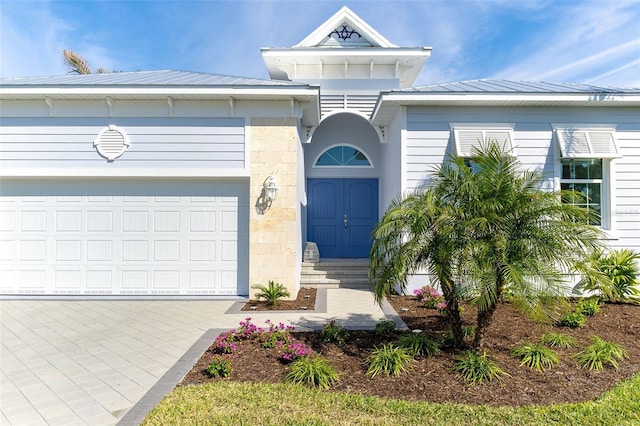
{"left": 0, "top": 70, "right": 301, "bottom": 87}
{"left": 400, "top": 79, "right": 640, "bottom": 93}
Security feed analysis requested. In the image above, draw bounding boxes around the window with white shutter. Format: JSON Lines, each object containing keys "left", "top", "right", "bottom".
{"left": 554, "top": 127, "right": 621, "bottom": 230}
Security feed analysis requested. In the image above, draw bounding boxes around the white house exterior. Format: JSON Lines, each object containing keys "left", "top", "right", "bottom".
{"left": 1, "top": 7, "right": 639, "bottom": 297}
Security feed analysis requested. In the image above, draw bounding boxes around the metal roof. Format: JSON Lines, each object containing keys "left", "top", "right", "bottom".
{"left": 402, "top": 79, "right": 640, "bottom": 94}
{"left": 0, "top": 70, "right": 298, "bottom": 87}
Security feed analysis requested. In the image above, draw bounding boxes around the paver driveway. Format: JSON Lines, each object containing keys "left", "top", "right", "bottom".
{"left": 0, "top": 290, "right": 389, "bottom": 425}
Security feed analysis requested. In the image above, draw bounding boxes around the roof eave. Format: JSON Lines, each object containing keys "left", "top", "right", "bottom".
{"left": 371, "top": 92, "right": 640, "bottom": 125}
{"left": 0, "top": 85, "right": 319, "bottom": 98}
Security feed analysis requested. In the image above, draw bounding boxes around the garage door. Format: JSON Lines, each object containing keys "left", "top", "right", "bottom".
{"left": 0, "top": 179, "right": 248, "bottom": 296}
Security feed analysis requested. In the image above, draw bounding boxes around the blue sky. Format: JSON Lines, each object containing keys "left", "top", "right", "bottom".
{"left": 1, "top": 0, "right": 639, "bottom": 87}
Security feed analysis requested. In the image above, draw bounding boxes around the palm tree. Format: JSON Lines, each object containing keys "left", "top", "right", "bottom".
{"left": 370, "top": 142, "right": 605, "bottom": 350}
{"left": 63, "top": 50, "right": 109, "bottom": 74}
{"left": 370, "top": 155, "right": 474, "bottom": 348}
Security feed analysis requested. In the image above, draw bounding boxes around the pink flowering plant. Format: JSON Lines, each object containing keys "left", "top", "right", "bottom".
{"left": 279, "top": 340, "right": 314, "bottom": 362}
{"left": 413, "top": 285, "right": 445, "bottom": 309}
{"left": 236, "top": 317, "right": 263, "bottom": 340}
{"left": 260, "top": 319, "right": 295, "bottom": 349}
{"left": 213, "top": 317, "right": 263, "bottom": 354}
{"left": 212, "top": 318, "right": 315, "bottom": 362}
{"left": 213, "top": 330, "right": 239, "bottom": 354}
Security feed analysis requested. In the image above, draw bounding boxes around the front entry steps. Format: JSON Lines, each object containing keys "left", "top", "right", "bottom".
{"left": 301, "top": 259, "right": 372, "bottom": 289}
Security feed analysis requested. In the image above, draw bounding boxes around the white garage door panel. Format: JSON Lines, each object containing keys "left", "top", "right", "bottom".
{"left": 0, "top": 180, "right": 248, "bottom": 296}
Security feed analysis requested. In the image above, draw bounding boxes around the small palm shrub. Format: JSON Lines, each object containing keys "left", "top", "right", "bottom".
{"left": 576, "top": 336, "right": 628, "bottom": 370}
{"left": 576, "top": 298, "right": 601, "bottom": 317}
{"left": 560, "top": 311, "right": 586, "bottom": 328}
{"left": 576, "top": 249, "right": 640, "bottom": 303}
{"left": 396, "top": 333, "right": 441, "bottom": 357}
{"left": 450, "top": 351, "right": 508, "bottom": 384}
{"left": 252, "top": 280, "right": 290, "bottom": 306}
{"left": 321, "top": 320, "right": 350, "bottom": 345}
{"left": 207, "top": 355, "right": 232, "bottom": 378}
{"left": 366, "top": 344, "right": 415, "bottom": 378}
{"left": 375, "top": 319, "right": 396, "bottom": 336}
{"left": 540, "top": 332, "right": 576, "bottom": 348}
{"left": 511, "top": 343, "right": 560, "bottom": 372}
{"left": 285, "top": 355, "right": 340, "bottom": 389}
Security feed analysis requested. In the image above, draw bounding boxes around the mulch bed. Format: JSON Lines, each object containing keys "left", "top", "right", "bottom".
{"left": 241, "top": 287, "right": 316, "bottom": 311}
{"left": 181, "top": 296, "right": 640, "bottom": 406}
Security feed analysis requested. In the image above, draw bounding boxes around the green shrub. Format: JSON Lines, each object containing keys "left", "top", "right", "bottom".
{"left": 576, "top": 299, "right": 601, "bottom": 317}
{"left": 396, "top": 333, "right": 441, "bottom": 357}
{"left": 560, "top": 311, "right": 586, "bottom": 328}
{"left": 576, "top": 336, "right": 628, "bottom": 370}
{"left": 252, "top": 280, "right": 290, "bottom": 306}
{"left": 321, "top": 320, "right": 350, "bottom": 345}
{"left": 207, "top": 355, "right": 232, "bottom": 378}
{"left": 375, "top": 319, "right": 396, "bottom": 336}
{"left": 366, "top": 344, "right": 415, "bottom": 378}
{"left": 511, "top": 343, "right": 560, "bottom": 372}
{"left": 576, "top": 249, "right": 640, "bottom": 303}
{"left": 284, "top": 355, "right": 340, "bottom": 389}
{"left": 540, "top": 332, "right": 576, "bottom": 348}
{"left": 450, "top": 351, "right": 508, "bottom": 384}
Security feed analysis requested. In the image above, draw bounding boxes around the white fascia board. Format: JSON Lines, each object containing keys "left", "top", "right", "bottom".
{"left": 0, "top": 86, "right": 319, "bottom": 99}
{"left": 372, "top": 92, "right": 640, "bottom": 125}
{"left": 379, "top": 92, "right": 640, "bottom": 104}
{"left": 262, "top": 48, "right": 431, "bottom": 62}
{"left": 0, "top": 168, "right": 251, "bottom": 178}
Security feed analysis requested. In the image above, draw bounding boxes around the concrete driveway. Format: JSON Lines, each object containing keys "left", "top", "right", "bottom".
{"left": 0, "top": 290, "right": 392, "bottom": 425}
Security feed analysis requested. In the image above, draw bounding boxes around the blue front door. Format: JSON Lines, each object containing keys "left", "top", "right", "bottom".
{"left": 307, "top": 178, "right": 378, "bottom": 258}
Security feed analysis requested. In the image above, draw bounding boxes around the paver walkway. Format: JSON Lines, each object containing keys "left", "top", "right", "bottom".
{"left": 0, "top": 289, "right": 390, "bottom": 425}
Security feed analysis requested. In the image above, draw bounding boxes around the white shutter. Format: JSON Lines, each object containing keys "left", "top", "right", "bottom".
{"left": 453, "top": 129, "right": 483, "bottom": 157}
{"left": 556, "top": 128, "right": 620, "bottom": 158}
{"left": 588, "top": 131, "right": 619, "bottom": 156}
{"left": 453, "top": 128, "right": 515, "bottom": 157}
{"left": 484, "top": 130, "right": 513, "bottom": 152}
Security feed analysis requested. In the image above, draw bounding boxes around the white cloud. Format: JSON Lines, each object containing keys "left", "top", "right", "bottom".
{"left": 0, "top": 3, "right": 68, "bottom": 78}
{"left": 493, "top": 1, "right": 640, "bottom": 86}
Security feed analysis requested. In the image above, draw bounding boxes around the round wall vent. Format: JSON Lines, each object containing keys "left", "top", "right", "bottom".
{"left": 94, "top": 125, "right": 130, "bottom": 160}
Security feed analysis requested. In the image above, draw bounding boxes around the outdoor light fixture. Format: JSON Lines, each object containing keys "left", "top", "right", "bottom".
{"left": 263, "top": 173, "right": 278, "bottom": 203}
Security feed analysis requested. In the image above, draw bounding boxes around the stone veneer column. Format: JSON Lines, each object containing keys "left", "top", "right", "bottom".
{"left": 248, "top": 118, "right": 299, "bottom": 299}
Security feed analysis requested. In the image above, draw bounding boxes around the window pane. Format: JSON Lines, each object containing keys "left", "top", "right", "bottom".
{"left": 316, "top": 149, "right": 340, "bottom": 166}
{"left": 560, "top": 181, "right": 601, "bottom": 226}
{"left": 561, "top": 161, "right": 573, "bottom": 179}
{"left": 574, "top": 161, "right": 590, "bottom": 179}
{"left": 589, "top": 159, "right": 603, "bottom": 179}
{"left": 315, "top": 146, "right": 371, "bottom": 167}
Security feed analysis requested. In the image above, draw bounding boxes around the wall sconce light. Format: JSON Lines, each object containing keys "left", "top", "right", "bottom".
{"left": 263, "top": 173, "right": 278, "bottom": 203}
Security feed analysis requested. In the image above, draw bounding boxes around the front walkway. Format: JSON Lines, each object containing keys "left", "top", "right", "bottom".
{"left": 0, "top": 289, "right": 394, "bottom": 425}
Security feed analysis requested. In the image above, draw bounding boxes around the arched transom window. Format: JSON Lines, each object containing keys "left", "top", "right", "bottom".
{"left": 314, "top": 145, "right": 372, "bottom": 167}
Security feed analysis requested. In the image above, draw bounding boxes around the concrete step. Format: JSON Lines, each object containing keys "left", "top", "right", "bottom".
{"left": 300, "top": 260, "right": 371, "bottom": 289}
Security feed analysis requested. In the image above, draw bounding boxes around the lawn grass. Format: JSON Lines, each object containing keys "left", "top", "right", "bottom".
{"left": 142, "top": 373, "right": 640, "bottom": 425}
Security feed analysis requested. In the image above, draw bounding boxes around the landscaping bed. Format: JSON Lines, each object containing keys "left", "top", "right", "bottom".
{"left": 180, "top": 297, "right": 640, "bottom": 407}
{"left": 241, "top": 287, "right": 317, "bottom": 311}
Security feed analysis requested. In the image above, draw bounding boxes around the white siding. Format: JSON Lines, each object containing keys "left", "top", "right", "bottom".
{"left": 379, "top": 107, "right": 404, "bottom": 212}
{"left": 404, "top": 106, "right": 640, "bottom": 252}
{"left": 0, "top": 117, "right": 245, "bottom": 172}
